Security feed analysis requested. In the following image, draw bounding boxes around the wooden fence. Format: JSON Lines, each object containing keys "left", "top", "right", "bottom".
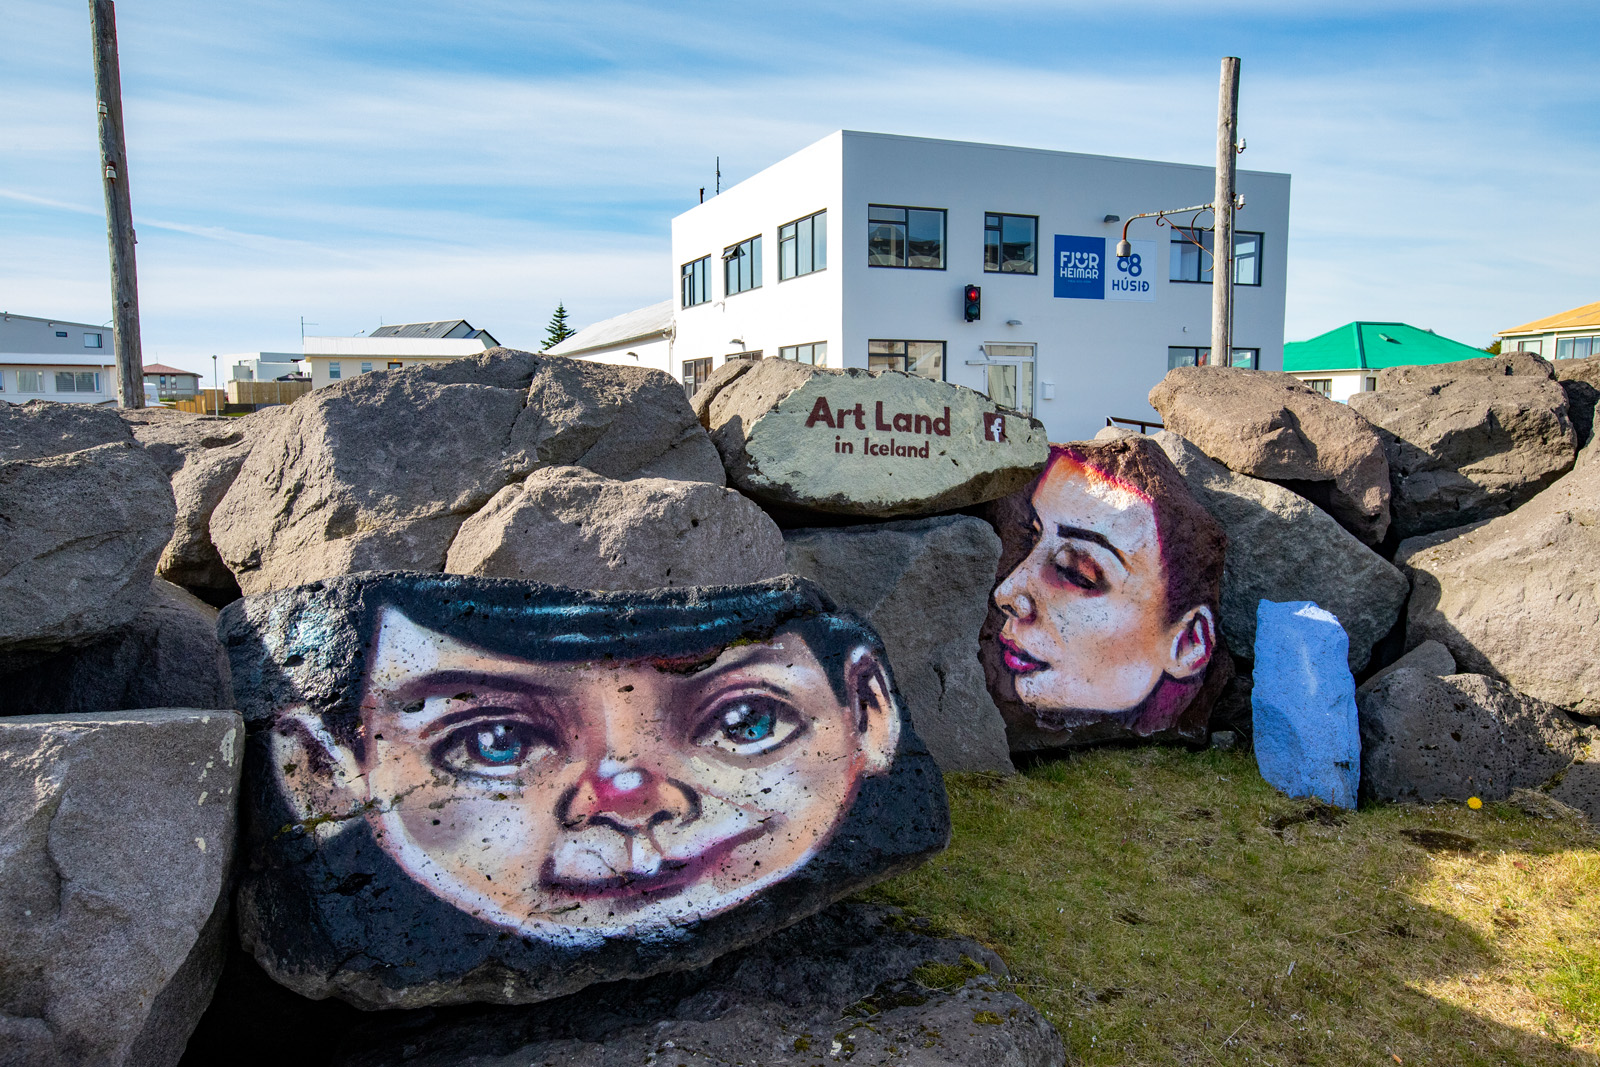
{"left": 228, "top": 379, "right": 311, "bottom": 406}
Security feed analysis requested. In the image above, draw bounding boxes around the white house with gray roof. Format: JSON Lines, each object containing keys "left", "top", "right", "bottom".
{"left": 298, "top": 319, "right": 500, "bottom": 389}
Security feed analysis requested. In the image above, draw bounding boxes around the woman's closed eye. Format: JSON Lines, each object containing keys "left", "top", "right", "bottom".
{"left": 431, "top": 716, "right": 560, "bottom": 779}
{"left": 1051, "top": 543, "right": 1107, "bottom": 593}
{"left": 692, "top": 693, "right": 805, "bottom": 758}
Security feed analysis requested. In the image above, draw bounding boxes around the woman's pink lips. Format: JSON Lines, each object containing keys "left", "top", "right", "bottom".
{"left": 997, "top": 633, "right": 1047, "bottom": 674}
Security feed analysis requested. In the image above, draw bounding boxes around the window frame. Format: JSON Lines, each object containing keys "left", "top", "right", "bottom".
{"left": 328, "top": 361, "right": 342, "bottom": 380}
{"left": 723, "top": 235, "right": 763, "bottom": 297}
{"left": 778, "top": 341, "right": 827, "bottom": 366}
{"left": 1305, "top": 378, "right": 1333, "bottom": 397}
{"left": 54, "top": 370, "right": 100, "bottom": 393}
{"left": 1232, "top": 231, "right": 1264, "bottom": 287}
{"left": 983, "top": 212, "right": 1039, "bottom": 275}
{"left": 779, "top": 210, "right": 827, "bottom": 281}
{"left": 17, "top": 370, "right": 44, "bottom": 392}
{"left": 83, "top": 332, "right": 103, "bottom": 349}
{"left": 866, "top": 339, "right": 946, "bottom": 381}
{"left": 1170, "top": 228, "right": 1266, "bottom": 285}
{"left": 680, "top": 255, "right": 712, "bottom": 307}
{"left": 867, "top": 204, "right": 947, "bottom": 271}
{"left": 1167, "top": 346, "right": 1259, "bottom": 370}
{"left": 681, "top": 357, "right": 713, "bottom": 398}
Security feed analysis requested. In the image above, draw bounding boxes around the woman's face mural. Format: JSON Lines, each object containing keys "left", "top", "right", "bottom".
{"left": 981, "top": 437, "right": 1228, "bottom": 745}
{"left": 223, "top": 574, "right": 948, "bottom": 1007}
{"left": 275, "top": 607, "right": 898, "bottom": 941}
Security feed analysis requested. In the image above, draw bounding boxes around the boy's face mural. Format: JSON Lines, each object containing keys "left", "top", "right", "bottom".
{"left": 276, "top": 608, "right": 899, "bottom": 942}
{"left": 992, "top": 452, "right": 1214, "bottom": 721}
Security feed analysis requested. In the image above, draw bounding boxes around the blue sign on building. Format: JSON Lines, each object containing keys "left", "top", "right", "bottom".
{"left": 1054, "top": 235, "right": 1105, "bottom": 300}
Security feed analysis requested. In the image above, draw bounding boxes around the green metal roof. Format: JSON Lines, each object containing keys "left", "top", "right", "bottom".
{"left": 1283, "top": 322, "right": 1487, "bottom": 373}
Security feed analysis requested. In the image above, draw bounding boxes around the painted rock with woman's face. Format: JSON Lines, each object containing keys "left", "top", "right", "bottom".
{"left": 219, "top": 573, "right": 949, "bottom": 1009}
{"left": 980, "top": 437, "right": 1230, "bottom": 750}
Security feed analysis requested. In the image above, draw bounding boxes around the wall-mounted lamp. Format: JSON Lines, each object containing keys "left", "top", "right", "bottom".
{"left": 1102, "top": 214, "right": 1120, "bottom": 223}
{"left": 728, "top": 338, "right": 744, "bottom": 347}
{"left": 1005, "top": 319, "right": 1023, "bottom": 327}
{"left": 625, "top": 350, "right": 639, "bottom": 360}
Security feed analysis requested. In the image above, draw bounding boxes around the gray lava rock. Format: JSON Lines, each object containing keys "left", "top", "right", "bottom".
{"left": 0, "top": 708, "right": 242, "bottom": 1067}
{"left": 1554, "top": 356, "right": 1600, "bottom": 449}
{"left": 784, "top": 516, "right": 1014, "bottom": 774}
{"left": 0, "top": 441, "right": 176, "bottom": 652}
{"left": 1138, "top": 430, "right": 1406, "bottom": 672}
{"left": 1, "top": 400, "right": 134, "bottom": 461}
{"left": 210, "top": 349, "right": 724, "bottom": 596}
{"left": 693, "top": 359, "right": 1047, "bottom": 519}
{"left": 1359, "top": 640, "right": 1456, "bottom": 694}
{"left": 447, "top": 466, "right": 784, "bottom": 590}
{"left": 0, "top": 579, "right": 231, "bottom": 718}
{"left": 328, "top": 903, "right": 1063, "bottom": 1067}
{"left": 221, "top": 573, "right": 949, "bottom": 1009}
{"left": 1374, "top": 351, "right": 1555, "bottom": 390}
{"left": 1548, "top": 761, "right": 1600, "bottom": 824}
{"left": 1358, "top": 670, "right": 1588, "bottom": 803}
{"left": 1148, "top": 366, "right": 1391, "bottom": 544}
{"left": 1399, "top": 449, "right": 1600, "bottom": 715}
{"left": 1348, "top": 371, "right": 1576, "bottom": 540}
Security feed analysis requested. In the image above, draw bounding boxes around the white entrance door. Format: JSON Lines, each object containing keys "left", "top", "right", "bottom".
{"left": 981, "top": 343, "right": 1036, "bottom": 416}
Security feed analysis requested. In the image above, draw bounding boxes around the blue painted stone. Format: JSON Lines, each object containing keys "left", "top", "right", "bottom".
{"left": 1252, "top": 600, "right": 1360, "bottom": 808}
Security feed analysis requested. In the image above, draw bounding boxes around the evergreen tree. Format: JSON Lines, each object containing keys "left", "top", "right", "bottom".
{"left": 1483, "top": 339, "right": 1502, "bottom": 355}
{"left": 544, "top": 303, "right": 576, "bottom": 350}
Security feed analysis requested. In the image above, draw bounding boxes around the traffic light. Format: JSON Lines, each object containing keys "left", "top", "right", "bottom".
{"left": 963, "top": 284, "right": 981, "bottom": 322}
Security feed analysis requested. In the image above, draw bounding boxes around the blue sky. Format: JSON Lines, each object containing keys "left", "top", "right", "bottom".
{"left": 4, "top": 1, "right": 1597, "bottom": 377}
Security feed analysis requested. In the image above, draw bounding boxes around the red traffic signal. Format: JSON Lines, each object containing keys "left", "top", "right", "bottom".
{"left": 963, "top": 284, "right": 981, "bottom": 322}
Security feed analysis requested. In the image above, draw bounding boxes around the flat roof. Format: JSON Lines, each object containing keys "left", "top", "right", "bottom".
{"left": 1284, "top": 322, "right": 1485, "bottom": 373}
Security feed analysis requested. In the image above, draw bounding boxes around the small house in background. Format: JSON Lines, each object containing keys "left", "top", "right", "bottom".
{"left": 142, "top": 363, "right": 201, "bottom": 400}
{"left": 298, "top": 320, "right": 499, "bottom": 389}
{"left": 1283, "top": 321, "right": 1486, "bottom": 402}
{"left": 548, "top": 300, "right": 675, "bottom": 376}
{"left": 1497, "top": 300, "right": 1600, "bottom": 362}
{"left": 0, "top": 312, "right": 116, "bottom": 404}
{"left": 227, "top": 352, "right": 303, "bottom": 382}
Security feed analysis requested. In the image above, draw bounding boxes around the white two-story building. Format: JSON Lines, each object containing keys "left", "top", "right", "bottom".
{"left": 0, "top": 313, "right": 117, "bottom": 404}
{"left": 563, "top": 131, "right": 1291, "bottom": 442}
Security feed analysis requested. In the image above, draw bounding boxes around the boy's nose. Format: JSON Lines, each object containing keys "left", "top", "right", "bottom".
{"left": 559, "top": 765, "right": 700, "bottom": 833}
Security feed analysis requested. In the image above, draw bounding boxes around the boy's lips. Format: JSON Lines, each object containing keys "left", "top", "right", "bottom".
{"left": 997, "top": 633, "right": 1047, "bottom": 674}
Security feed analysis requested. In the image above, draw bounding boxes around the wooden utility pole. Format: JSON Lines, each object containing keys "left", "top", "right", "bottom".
{"left": 90, "top": 0, "right": 144, "bottom": 408}
{"left": 1212, "top": 56, "right": 1240, "bottom": 368}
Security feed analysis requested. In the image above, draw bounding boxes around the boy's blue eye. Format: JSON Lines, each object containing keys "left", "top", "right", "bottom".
{"left": 721, "top": 702, "right": 776, "bottom": 743}
{"left": 696, "top": 695, "right": 803, "bottom": 757}
{"left": 432, "top": 717, "right": 556, "bottom": 778}
{"left": 473, "top": 723, "right": 525, "bottom": 764}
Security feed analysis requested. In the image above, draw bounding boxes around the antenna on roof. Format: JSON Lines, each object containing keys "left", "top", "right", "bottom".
{"left": 716, "top": 156, "right": 720, "bottom": 195}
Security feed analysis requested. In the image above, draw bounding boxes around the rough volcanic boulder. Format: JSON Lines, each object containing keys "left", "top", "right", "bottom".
{"left": 1148, "top": 366, "right": 1391, "bottom": 544}
{"left": 1399, "top": 448, "right": 1600, "bottom": 715}
{"left": 978, "top": 436, "right": 1231, "bottom": 749}
{"left": 1549, "top": 762, "right": 1600, "bottom": 824}
{"left": 1110, "top": 428, "right": 1406, "bottom": 673}
{"left": 692, "top": 359, "right": 1047, "bottom": 519}
{"left": 446, "top": 466, "right": 785, "bottom": 590}
{"left": 1348, "top": 370, "right": 1575, "bottom": 541}
{"left": 221, "top": 573, "right": 949, "bottom": 1009}
{"left": 783, "top": 516, "right": 1013, "bottom": 774}
{"left": 1358, "top": 670, "right": 1591, "bottom": 803}
{"left": 1, "top": 399, "right": 134, "bottom": 459}
{"left": 0, "top": 579, "right": 232, "bottom": 718}
{"left": 126, "top": 407, "right": 291, "bottom": 605}
{"left": 1358, "top": 639, "right": 1455, "bottom": 694}
{"left": 0, "top": 708, "right": 242, "bottom": 1067}
{"left": 1374, "top": 351, "right": 1554, "bottom": 390}
{"left": 1554, "top": 355, "right": 1600, "bottom": 449}
{"left": 0, "top": 436, "right": 175, "bottom": 651}
{"left": 210, "top": 349, "right": 724, "bottom": 595}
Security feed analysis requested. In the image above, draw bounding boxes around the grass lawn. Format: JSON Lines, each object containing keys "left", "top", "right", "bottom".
{"left": 865, "top": 747, "right": 1600, "bottom": 1066}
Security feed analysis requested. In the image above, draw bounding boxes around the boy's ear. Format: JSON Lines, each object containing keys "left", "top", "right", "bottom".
{"left": 271, "top": 706, "right": 367, "bottom": 843}
{"left": 844, "top": 646, "right": 901, "bottom": 773}
{"left": 1163, "top": 605, "right": 1216, "bottom": 682}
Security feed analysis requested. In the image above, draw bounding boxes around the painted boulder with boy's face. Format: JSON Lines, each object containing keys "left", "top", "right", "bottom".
{"left": 219, "top": 572, "right": 948, "bottom": 1009}
{"left": 980, "top": 436, "right": 1230, "bottom": 749}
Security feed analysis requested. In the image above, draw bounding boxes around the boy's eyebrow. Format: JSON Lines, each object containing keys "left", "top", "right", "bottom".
{"left": 385, "top": 668, "right": 558, "bottom": 707}
{"left": 1057, "top": 524, "right": 1129, "bottom": 567}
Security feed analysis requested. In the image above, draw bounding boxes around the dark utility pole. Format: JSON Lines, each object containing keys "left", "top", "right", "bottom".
{"left": 90, "top": 0, "right": 144, "bottom": 408}
{"left": 1211, "top": 56, "right": 1240, "bottom": 369}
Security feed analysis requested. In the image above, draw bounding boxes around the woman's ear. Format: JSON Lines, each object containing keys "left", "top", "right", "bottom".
{"left": 845, "top": 646, "right": 901, "bottom": 773}
{"left": 1163, "top": 605, "right": 1216, "bottom": 681}
{"left": 271, "top": 706, "right": 368, "bottom": 843}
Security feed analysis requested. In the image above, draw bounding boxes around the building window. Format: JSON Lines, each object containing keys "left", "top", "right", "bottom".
{"left": 681, "top": 255, "right": 711, "bottom": 307}
{"left": 867, "top": 340, "right": 945, "bottom": 380}
{"left": 1516, "top": 339, "right": 1543, "bottom": 355}
{"left": 868, "top": 205, "right": 945, "bottom": 270}
{"left": 328, "top": 362, "right": 341, "bottom": 380}
{"left": 779, "top": 341, "right": 827, "bottom": 366}
{"left": 1233, "top": 232, "right": 1263, "bottom": 286}
{"left": 1306, "top": 379, "right": 1333, "bottom": 397}
{"left": 18, "top": 370, "right": 43, "bottom": 392}
{"left": 1365, "top": 376, "right": 1378, "bottom": 391}
{"left": 54, "top": 371, "right": 100, "bottom": 393}
{"left": 779, "top": 210, "right": 826, "bottom": 280}
{"left": 981, "top": 343, "right": 1036, "bottom": 416}
{"left": 682, "top": 357, "right": 713, "bottom": 397}
{"left": 359, "top": 362, "right": 373, "bottom": 373}
{"left": 1169, "top": 230, "right": 1265, "bottom": 284}
{"left": 723, "top": 235, "right": 763, "bottom": 296}
{"left": 984, "top": 213, "right": 1038, "bottom": 274}
{"left": 1168, "top": 346, "right": 1258, "bottom": 369}
{"left": 83, "top": 332, "right": 103, "bottom": 348}
{"left": 1556, "top": 336, "right": 1597, "bottom": 360}
{"left": 387, "top": 361, "right": 403, "bottom": 370}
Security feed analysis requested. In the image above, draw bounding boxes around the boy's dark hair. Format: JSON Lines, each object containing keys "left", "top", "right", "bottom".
{"left": 220, "top": 573, "right": 887, "bottom": 758}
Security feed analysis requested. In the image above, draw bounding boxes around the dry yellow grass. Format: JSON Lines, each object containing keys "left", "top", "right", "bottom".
{"left": 865, "top": 746, "right": 1600, "bottom": 1066}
